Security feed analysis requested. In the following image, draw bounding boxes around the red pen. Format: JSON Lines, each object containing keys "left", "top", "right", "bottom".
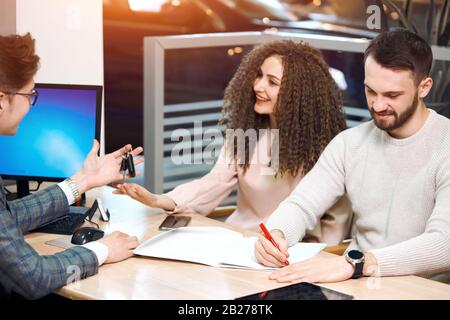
{"left": 259, "top": 223, "right": 289, "bottom": 266}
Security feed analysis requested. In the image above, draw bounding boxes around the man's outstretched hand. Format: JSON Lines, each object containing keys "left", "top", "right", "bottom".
{"left": 71, "top": 140, "right": 144, "bottom": 194}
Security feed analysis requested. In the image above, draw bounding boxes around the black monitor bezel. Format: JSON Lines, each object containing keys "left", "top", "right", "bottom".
{"left": 0, "top": 83, "right": 102, "bottom": 182}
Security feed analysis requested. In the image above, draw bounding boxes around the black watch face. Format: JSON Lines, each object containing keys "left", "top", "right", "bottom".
{"left": 348, "top": 250, "right": 364, "bottom": 260}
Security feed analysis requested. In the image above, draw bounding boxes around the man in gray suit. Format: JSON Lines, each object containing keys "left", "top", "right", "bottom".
{"left": 0, "top": 33, "right": 142, "bottom": 299}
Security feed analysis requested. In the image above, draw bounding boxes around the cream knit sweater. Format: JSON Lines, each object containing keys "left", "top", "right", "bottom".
{"left": 266, "top": 109, "right": 450, "bottom": 277}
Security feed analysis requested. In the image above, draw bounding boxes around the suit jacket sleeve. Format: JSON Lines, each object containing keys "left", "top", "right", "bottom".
{"left": 6, "top": 183, "right": 70, "bottom": 233}
{"left": 0, "top": 178, "right": 98, "bottom": 299}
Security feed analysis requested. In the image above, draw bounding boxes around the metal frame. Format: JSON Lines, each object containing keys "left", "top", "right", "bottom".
{"left": 144, "top": 31, "right": 450, "bottom": 193}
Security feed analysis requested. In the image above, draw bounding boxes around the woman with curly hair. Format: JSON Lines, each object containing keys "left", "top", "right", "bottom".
{"left": 115, "top": 40, "right": 352, "bottom": 245}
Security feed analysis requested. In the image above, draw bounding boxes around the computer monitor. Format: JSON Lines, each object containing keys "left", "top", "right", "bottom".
{"left": 0, "top": 83, "right": 102, "bottom": 198}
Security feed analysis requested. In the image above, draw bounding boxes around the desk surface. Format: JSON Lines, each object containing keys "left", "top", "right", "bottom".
{"left": 25, "top": 186, "right": 450, "bottom": 300}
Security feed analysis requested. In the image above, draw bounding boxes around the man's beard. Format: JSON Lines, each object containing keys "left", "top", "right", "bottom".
{"left": 369, "top": 92, "right": 419, "bottom": 132}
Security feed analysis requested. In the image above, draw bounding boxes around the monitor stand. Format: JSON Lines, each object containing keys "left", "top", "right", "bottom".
{"left": 5, "top": 180, "right": 30, "bottom": 201}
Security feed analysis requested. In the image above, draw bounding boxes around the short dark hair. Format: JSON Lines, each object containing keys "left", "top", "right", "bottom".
{"left": 0, "top": 33, "right": 39, "bottom": 91}
{"left": 364, "top": 29, "right": 433, "bottom": 83}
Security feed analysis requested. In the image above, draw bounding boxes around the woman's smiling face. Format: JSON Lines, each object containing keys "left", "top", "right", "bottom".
{"left": 253, "top": 55, "right": 283, "bottom": 116}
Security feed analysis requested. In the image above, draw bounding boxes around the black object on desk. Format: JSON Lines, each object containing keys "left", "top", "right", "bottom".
{"left": 71, "top": 227, "right": 104, "bottom": 245}
{"left": 31, "top": 206, "right": 92, "bottom": 235}
{"left": 235, "top": 282, "right": 354, "bottom": 300}
{"left": 30, "top": 199, "right": 109, "bottom": 235}
{"left": 158, "top": 215, "right": 191, "bottom": 231}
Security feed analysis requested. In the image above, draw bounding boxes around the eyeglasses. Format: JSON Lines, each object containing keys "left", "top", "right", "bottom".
{"left": 4, "top": 89, "right": 39, "bottom": 106}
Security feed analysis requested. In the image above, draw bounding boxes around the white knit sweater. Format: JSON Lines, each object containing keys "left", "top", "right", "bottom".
{"left": 266, "top": 109, "right": 450, "bottom": 277}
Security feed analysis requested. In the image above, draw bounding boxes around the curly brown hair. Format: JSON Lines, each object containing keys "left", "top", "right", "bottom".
{"left": 220, "top": 40, "right": 347, "bottom": 177}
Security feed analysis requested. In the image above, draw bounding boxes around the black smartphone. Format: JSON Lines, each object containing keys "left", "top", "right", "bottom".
{"left": 158, "top": 215, "right": 191, "bottom": 231}
{"left": 235, "top": 282, "right": 353, "bottom": 300}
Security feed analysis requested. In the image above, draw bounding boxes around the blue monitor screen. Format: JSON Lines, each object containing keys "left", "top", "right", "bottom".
{"left": 0, "top": 84, "right": 101, "bottom": 181}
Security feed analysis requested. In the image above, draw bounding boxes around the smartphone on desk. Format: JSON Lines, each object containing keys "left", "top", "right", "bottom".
{"left": 158, "top": 215, "right": 191, "bottom": 231}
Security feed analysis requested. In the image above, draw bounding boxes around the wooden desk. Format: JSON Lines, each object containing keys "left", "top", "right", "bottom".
{"left": 25, "top": 186, "right": 450, "bottom": 300}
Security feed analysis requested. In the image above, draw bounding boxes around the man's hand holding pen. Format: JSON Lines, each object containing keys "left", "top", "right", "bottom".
{"left": 255, "top": 224, "right": 368, "bottom": 284}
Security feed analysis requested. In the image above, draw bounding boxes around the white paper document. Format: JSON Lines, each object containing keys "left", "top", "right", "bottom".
{"left": 133, "top": 227, "right": 326, "bottom": 270}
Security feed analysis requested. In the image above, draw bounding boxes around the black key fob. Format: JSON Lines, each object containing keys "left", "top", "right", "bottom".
{"left": 126, "top": 153, "right": 136, "bottom": 177}
{"left": 120, "top": 156, "right": 128, "bottom": 172}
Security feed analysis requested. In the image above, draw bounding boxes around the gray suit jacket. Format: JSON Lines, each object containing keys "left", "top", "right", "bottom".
{"left": 0, "top": 177, "right": 98, "bottom": 299}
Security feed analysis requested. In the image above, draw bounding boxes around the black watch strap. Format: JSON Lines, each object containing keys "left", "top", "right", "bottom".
{"left": 352, "top": 262, "right": 364, "bottom": 279}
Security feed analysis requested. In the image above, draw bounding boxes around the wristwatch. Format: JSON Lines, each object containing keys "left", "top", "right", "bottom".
{"left": 345, "top": 250, "right": 365, "bottom": 279}
{"left": 66, "top": 177, "right": 81, "bottom": 202}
